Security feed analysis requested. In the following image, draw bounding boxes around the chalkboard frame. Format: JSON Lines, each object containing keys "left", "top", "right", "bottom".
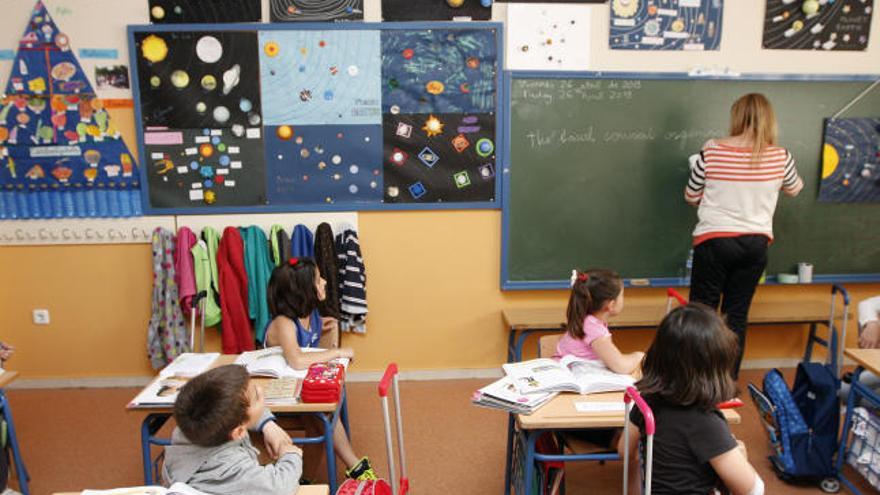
{"left": 127, "top": 21, "right": 505, "bottom": 214}
{"left": 501, "top": 70, "right": 880, "bottom": 290}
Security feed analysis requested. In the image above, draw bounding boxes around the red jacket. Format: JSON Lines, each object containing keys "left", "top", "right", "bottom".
{"left": 217, "top": 227, "right": 255, "bottom": 354}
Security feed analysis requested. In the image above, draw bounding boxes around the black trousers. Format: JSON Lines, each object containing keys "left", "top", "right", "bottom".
{"left": 689, "top": 235, "right": 768, "bottom": 379}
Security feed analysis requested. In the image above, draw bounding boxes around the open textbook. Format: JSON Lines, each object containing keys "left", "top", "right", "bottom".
{"left": 80, "top": 482, "right": 210, "bottom": 494}
{"left": 234, "top": 346, "right": 350, "bottom": 379}
{"left": 128, "top": 377, "right": 189, "bottom": 407}
{"left": 502, "top": 356, "right": 635, "bottom": 395}
{"left": 159, "top": 353, "right": 220, "bottom": 378}
{"left": 472, "top": 376, "right": 557, "bottom": 415}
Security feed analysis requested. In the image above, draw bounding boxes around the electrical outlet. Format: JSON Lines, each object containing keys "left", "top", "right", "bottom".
{"left": 32, "top": 309, "right": 50, "bottom": 325}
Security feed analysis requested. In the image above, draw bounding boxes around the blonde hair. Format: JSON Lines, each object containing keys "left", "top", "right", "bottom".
{"left": 729, "top": 93, "right": 777, "bottom": 161}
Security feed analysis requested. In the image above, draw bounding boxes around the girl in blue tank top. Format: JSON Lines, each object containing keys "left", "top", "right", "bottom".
{"left": 264, "top": 257, "right": 375, "bottom": 482}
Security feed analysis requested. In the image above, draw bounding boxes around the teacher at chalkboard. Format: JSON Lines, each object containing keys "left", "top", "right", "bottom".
{"left": 684, "top": 93, "right": 804, "bottom": 379}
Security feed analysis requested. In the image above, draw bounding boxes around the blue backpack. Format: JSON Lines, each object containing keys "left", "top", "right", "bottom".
{"left": 756, "top": 363, "right": 839, "bottom": 479}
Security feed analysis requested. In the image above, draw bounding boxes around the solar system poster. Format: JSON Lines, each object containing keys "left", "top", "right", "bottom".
{"left": 148, "top": 0, "right": 262, "bottom": 23}
{"left": 131, "top": 25, "right": 500, "bottom": 211}
{"left": 270, "top": 0, "right": 364, "bottom": 21}
{"left": 382, "top": 0, "right": 491, "bottom": 21}
{"left": 609, "top": 0, "right": 724, "bottom": 50}
{"left": 763, "top": 0, "right": 873, "bottom": 50}
{"left": 818, "top": 118, "right": 880, "bottom": 203}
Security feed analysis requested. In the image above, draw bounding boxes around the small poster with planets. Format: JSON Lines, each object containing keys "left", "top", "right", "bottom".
{"left": 609, "top": 0, "right": 723, "bottom": 50}
{"left": 270, "top": 0, "right": 364, "bottom": 21}
{"left": 505, "top": 3, "right": 593, "bottom": 70}
{"left": 818, "top": 118, "right": 880, "bottom": 203}
{"left": 382, "top": 0, "right": 491, "bottom": 21}
{"left": 762, "top": 0, "right": 873, "bottom": 51}
{"left": 148, "top": 0, "right": 262, "bottom": 23}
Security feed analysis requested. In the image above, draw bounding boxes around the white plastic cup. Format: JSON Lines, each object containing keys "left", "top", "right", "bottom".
{"left": 798, "top": 263, "right": 814, "bottom": 284}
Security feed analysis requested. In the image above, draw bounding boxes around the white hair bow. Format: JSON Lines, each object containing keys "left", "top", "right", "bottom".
{"left": 570, "top": 269, "right": 578, "bottom": 288}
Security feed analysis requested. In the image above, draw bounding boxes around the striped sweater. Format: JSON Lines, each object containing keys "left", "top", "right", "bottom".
{"left": 335, "top": 227, "right": 367, "bottom": 333}
{"left": 685, "top": 141, "right": 803, "bottom": 245}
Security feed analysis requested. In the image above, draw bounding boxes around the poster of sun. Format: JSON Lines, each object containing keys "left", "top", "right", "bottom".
{"left": 762, "top": 0, "right": 873, "bottom": 51}
{"left": 818, "top": 118, "right": 880, "bottom": 203}
{"left": 0, "top": 1, "right": 140, "bottom": 218}
{"left": 148, "top": 0, "right": 262, "bottom": 23}
{"left": 270, "top": 0, "right": 363, "bottom": 21}
{"left": 609, "top": 0, "right": 724, "bottom": 50}
{"left": 130, "top": 24, "right": 500, "bottom": 211}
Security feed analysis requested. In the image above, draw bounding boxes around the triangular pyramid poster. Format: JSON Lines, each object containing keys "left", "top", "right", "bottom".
{"left": 0, "top": 1, "right": 140, "bottom": 218}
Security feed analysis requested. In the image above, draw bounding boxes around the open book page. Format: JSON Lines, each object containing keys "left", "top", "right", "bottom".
{"left": 263, "top": 377, "right": 302, "bottom": 406}
{"left": 128, "top": 377, "right": 189, "bottom": 407}
{"left": 81, "top": 482, "right": 211, "bottom": 495}
{"left": 502, "top": 358, "right": 579, "bottom": 394}
{"left": 474, "top": 376, "right": 557, "bottom": 409}
{"left": 559, "top": 355, "right": 635, "bottom": 394}
{"left": 159, "top": 353, "right": 220, "bottom": 378}
{"left": 236, "top": 347, "right": 351, "bottom": 379}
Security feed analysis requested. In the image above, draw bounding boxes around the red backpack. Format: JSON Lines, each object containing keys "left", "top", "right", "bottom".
{"left": 335, "top": 478, "right": 393, "bottom": 495}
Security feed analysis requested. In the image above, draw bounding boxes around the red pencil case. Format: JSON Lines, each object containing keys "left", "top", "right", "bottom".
{"left": 300, "top": 362, "right": 345, "bottom": 403}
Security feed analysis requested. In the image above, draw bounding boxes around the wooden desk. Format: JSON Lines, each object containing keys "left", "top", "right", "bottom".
{"left": 506, "top": 392, "right": 741, "bottom": 495}
{"left": 0, "top": 370, "right": 29, "bottom": 495}
{"left": 54, "top": 486, "right": 330, "bottom": 495}
{"left": 503, "top": 298, "right": 847, "bottom": 363}
{"left": 128, "top": 356, "right": 347, "bottom": 494}
{"left": 837, "top": 348, "right": 880, "bottom": 495}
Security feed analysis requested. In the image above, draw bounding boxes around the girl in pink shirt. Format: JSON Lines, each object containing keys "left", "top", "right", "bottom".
{"left": 555, "top": 269, "right": 644, "bottom": 375}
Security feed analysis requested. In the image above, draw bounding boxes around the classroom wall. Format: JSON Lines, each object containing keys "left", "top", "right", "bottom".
{"left": 0, "top": 1, "right": 879, "bottom": 380}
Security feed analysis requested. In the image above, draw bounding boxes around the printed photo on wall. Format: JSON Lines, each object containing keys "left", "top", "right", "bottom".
{"left": 762, "top": 0, "right": 873, "bottom": 50}
{"left": 95, "top": 65, "right": 130, "bottom": 90}
{"left": 506, "top": 3, "right": 592, "bottom": 70}
{"left": 818, "top": 118, "right": 880, "bottom": 203}
{"left": 270, "top": 0, "right": 364, "bottom": 21}
{"left": 609, "top": 0, "right": 723, "bottom": 50}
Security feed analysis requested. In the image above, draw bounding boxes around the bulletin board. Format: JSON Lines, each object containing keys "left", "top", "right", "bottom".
{"left": 129, "top": 22, "right": 503, "bottom": 214}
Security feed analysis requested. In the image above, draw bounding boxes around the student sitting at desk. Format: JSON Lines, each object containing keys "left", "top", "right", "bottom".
{"left": 163, "top": 365, "right": 304, "bottom": 495}
{"left": 840, "top": 295, "right": 880, "bottom": 399}
{"left": 554, "top": 269, "right": 644, "bottom": 450}
{"left": 264, "top": 257, "right": 376, "bottom": 482}
{"left": 620, "top": 304, "right": 764, "bottom": 495}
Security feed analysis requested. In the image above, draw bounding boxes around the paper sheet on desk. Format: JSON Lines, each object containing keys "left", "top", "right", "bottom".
{"left": 574, "top": 402, "right": 626, "bottom": 413}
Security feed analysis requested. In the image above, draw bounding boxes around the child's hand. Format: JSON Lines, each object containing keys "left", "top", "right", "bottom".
{"left": 0, "top": 343, "right": 15, "bottom": 362}
{"left": 280, "top": 443, "right": 303, "bottom": 458}
{"left": 336, "top": 347, "right": 354, "bottom": 360}
{"left": 261, "top": 421, "right": 293, "bottom": 460}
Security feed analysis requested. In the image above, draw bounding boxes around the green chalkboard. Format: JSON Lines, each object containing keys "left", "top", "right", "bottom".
{"left": 503, "top": 75, "right": 880, "bottom": 288}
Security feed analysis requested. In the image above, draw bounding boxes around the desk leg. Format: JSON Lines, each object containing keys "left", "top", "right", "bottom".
{"left": 804, "top": 322, "right": 816, "bottom": 363}
{"left": 0, "top": 391, "right": 29, "bottom": 495}
{"left": 504, "top": 413, "right": 514, "bottom": 495}
{"left": 523, "top": 430, "right": 538, "bottom": 495}
{"left": 515, "top": 330, "right": 534, "bottom": 363}
{"left": 141, "top": 413, "right": 171, "bottom": 485}
{"left": 508, "top": 329, "right": 517, "bottom": 363}
{"left": 319, "top": 413, "right": 338, "bottom": 494}
{"left": 341, "top": 390, "right": 351, "bottom": 439}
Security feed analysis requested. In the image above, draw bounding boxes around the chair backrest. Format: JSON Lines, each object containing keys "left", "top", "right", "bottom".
{"left": 538, "top": 334, "right": 563, "bottom": 358}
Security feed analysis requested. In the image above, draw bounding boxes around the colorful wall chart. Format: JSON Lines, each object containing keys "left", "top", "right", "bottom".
{"left": 148, "top": 0, "right": 262, "bottom": 23}
{"left": 609, "top": 0, "right": 723, "bottom": 50}
{"left": 0, "top": 2, "right": 139, "bottom": 198}
{"left": 130, "top": 24, "right": 501, "bottom": 211}
{"left": 381, "top": 29, "right": 497, "bottom": 203}
{"left": 505, "top": 3, "right": 592, "bottom": 70}
{"left": 270, "top": 0, "right": 364, "bottom": 21}
{"left": 134, "top": 31, "right": 262, "bottom": 129}
{"left": 763, "top": 0, "right": 873, "bottom": 51}
{"left": 818, "top": 118, "right": 880, "bottom": 203}
{"left": 382, "top": 0, "right": 491, "bottom": 21}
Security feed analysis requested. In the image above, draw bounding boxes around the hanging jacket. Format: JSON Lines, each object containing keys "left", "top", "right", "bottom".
{"left": 147, "top": 227, "right": 189, "bottom": 368}
{"left": 268, "top": 224, "right": 291, "bottom": 267}
{"left": 191, "top": 239, "right": 222, "bottom": 327}
{"left": 314, "top": 222, "right": 340, "bottom": 318}
{"left": 217, "top": 227, "right": 254, "bottom": 354}
{"left": 202, "top": 226, "right": 221, "bottom": 298}
{"left": 174, "top": 227, "right": 197, "bottom": 316}
{"left": 290, "top": 224, "right": 314, "bottom": 258}
{"left": 241, "top": 226, "right": 273, "bottom": 343}
{"left": 335, "top": 226, "right": 367, "bottom": 334}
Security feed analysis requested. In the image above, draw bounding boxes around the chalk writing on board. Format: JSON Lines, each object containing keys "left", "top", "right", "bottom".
{"left": 515, "top": 79, "right": 642, "bottom": 106}
{"left": 525, "top": 126, "right": 722, "bottom": 150}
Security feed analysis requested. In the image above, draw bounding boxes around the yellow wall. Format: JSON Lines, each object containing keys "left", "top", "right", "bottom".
{"left": 1, "top": 205, "right": 877, "bottom": 379}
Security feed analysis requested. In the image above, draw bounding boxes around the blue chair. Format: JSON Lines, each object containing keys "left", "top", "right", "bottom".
{"left": 0, "top": 389, "right": 29, "bottom": 495}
